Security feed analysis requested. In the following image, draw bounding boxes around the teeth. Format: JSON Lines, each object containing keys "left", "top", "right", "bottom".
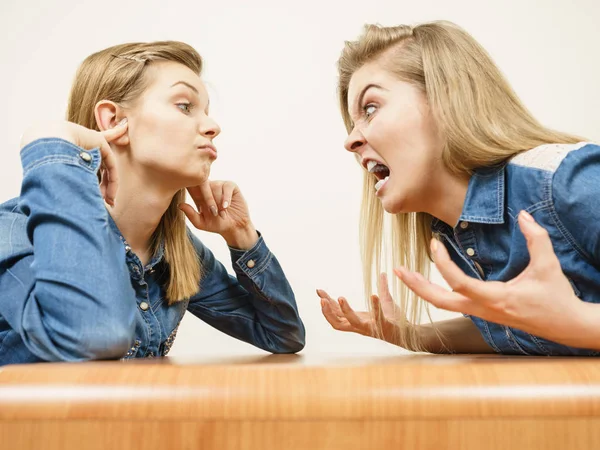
{"left": 374, "top": 176, "right": 389, "bottom": 192}
{"left": 367, "top": 160, "right": 378, "bottom": 173}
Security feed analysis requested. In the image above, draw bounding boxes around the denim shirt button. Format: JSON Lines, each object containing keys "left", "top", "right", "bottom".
{"left": 139, "top": 301, "right": 149, "bottom": 311}
{"left": 125, "top": 245, "right": 131, "bottom": 253}
{"left": 79, "top": 151, "right": 92, "bottom": 163}
{"left": 247, "top": 259, "right": 256, "bottom": 268}
{"left": 466, "top": 248, "right": 475, "bottom": 257}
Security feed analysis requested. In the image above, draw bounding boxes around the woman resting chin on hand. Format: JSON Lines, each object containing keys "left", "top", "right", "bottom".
{"left": 0, "top": 41, "right": 305, "bottom": 365}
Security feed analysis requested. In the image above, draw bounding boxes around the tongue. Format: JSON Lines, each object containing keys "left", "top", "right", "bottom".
{"left": 373, "top": 165, "right": 390, "bottom": 180}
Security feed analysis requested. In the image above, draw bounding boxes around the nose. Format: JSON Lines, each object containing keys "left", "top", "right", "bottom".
{"left": 344, "top": 126, "right": 366, "bottom": 154}
{"left": 200, "top": 115, "right": 221, "bottom": 139}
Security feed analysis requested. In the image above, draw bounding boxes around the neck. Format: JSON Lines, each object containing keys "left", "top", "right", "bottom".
{"left": 107, "top": 165, "right": 178, "bottom": 266}
{"left": 424, "top": 170, "right": 470, "bottom": 228}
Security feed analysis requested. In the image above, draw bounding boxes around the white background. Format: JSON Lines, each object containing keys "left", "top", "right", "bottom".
{"left": 1, "top": 0, "right": 598, "bottom": 358}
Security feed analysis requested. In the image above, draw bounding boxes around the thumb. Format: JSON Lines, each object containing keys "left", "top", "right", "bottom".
{"left": 101, "top": 118, "right": 128, "bottom": 143}
{"left": 518, "top": 210, "right": 560, "bottom": 272}
{"left": 377, "top": 272, "right": 394, "bottom": 303}
{"left": 179, "top": 203, "right": 205, "bottom": 230}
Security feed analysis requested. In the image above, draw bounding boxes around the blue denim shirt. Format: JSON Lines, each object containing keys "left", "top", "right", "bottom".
{"left": 432, "top": 142, "right": 600, "bottom": 356}
{"left": 0, "top": 138, "right": 305, "bottom": 365}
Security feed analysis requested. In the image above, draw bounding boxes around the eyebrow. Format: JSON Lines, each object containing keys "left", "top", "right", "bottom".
{"left": 351, "top": 83, "right": 385, "bottom": 122}
{"left": 170, "top": 81, "right": 210, "bottom": 109}
{"left": 171, "top": 81, "right": 200, "bottom": 94}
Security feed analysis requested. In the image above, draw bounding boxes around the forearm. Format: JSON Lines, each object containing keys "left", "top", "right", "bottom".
{"left": 0, "top": 138, "right": 136, "bottom": 361}
{"left": 188, "top": 233, "right": 305, "bottom": 354}
{"left": 544, "top": 300, "right": 600, "bottom": 351}
{"left": 414, "top": 316, "right": 496, "bottom": 354}
{"left": 227, "top": 235, "right": 305, "bottom": 352}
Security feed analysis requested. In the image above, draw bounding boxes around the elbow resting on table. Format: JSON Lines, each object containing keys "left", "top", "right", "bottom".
{"left": 23, "top": 298, "right": 136, "bottom": 362}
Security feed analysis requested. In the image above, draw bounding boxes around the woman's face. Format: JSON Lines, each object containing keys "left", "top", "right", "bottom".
{"left": 345, "top": 61, "right": 444, "bottom": 215}
{"left": 124, "top": 61, "right": 221, "bottom": 189}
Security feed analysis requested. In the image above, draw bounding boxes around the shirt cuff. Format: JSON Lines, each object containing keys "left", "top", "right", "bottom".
{"left": 229, "top": 231, "right": 273, "bottom": 277}
{"left": 20, "top": 138, "right": 102, "bottom": 176}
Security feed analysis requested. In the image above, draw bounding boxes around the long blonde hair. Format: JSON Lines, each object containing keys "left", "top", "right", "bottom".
{"left": 337, "top": 21, "right": 583, "bottom": 351}
{"left": 67, "top": 41, "right": 203, "bottom": 304}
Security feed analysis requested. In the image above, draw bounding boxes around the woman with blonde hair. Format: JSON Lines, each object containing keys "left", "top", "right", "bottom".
{"left": 318, "top": 21, "right": 600, "bottom": 355}
{"left": 0, "top": 41, "right": 305, "bottom": 364}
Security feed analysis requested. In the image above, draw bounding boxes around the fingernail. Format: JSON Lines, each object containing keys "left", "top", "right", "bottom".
{"left": 223, "top": 201, "right": 229, "bottom": 209}
{"left": 117, "top": 118, "right": 128, "bottom": 127}
{"left": 520, "top": 210, "right": 534, "bottom": 222}
{"left": 210, "top": 205, "right": 218, "bottom": 216}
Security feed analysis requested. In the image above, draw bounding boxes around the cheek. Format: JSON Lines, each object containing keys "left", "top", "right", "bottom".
{"left": 363, "top": 117, "right": 405, "bottom": 157}
{"left": 132, "top": 109, "right": 192, "bottom": 150}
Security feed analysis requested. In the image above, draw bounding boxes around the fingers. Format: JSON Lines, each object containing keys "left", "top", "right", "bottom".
{"left": 179, "top": 203, "right": 205, "bottom": 229}
{"left": 377, "top": 272, "right": 401, "bottom": 320}
{"left": 377, "top": 273, "right": 393, "bottom": 302}
{"left": 316, "top": 289, "right": 343, "bottom": 316}
{"left": 99, "top": 168, "right": 108, "bottom": 201}
{"left": 518, "top": 210, "right": 561, "bottom": 273}
{"left": 369, "top": 294, "right": 386, "bottom": 327}
{"left": 317, "top": 289, "right": 352, "bottom": 332}
{"left": 100, "top": 118, "right": 128, "bottom": 143}
{"left": 97, "top": 121, "right": 126, "bottom": 206}
{"left": 98, "top": 140, "right": 118, "bottom": 206}
{"left": 221, "top": 182, "right": 236, "bottom": 210}
{"left": 338, "top": 296, "right": 370, "bottom": 335}
{"left": 190, "top": 182, "right": 219, "bottom": 217}
{"left": 429, "top": 238, "right": 503, "bottom": 302}
{"left": 394, "top": 267, "right": 476, "bottom": 314}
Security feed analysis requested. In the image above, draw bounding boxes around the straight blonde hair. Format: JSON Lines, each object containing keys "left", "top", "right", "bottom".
{"left": 337, "top": 21, "right": 583, "bottom": 351}
{"left": 67, "top": 41, "right": 203, "bottom": 304}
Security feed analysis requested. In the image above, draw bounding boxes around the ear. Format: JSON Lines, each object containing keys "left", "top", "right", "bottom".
{"left": 95, "top": 100, "right": 130, "bottom": 146}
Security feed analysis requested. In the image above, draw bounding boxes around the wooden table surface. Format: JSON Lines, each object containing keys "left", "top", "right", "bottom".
{"left": 1, "top": 353, "right": 599, "bottom": 449}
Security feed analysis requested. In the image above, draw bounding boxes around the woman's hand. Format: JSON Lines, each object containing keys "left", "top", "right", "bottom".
{"left": 20, "top": 120, "right": 128, "bottom": 206}
{"left": 317, "top": 273, "right": 408, "bottom": 346}
{"left": 179, "top": 181, "right": 258, "bottom": 250}
{"left": 395, "top": 210, "right": 595, "bottom": 349}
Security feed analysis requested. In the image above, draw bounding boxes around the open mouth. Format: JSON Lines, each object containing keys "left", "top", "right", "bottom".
{"left": 366, "top": 160, "right": 390, "bottom": 192}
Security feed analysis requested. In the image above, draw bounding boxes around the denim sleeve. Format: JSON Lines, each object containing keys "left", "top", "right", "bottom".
{"left": 0, "top": 138, "right": 136, "bottom": 362}
{"left": 186, "top": 232, "right": 305, "bottom": 354}
{"left": 552, "top": 143, "right": 600, "bottom": 264}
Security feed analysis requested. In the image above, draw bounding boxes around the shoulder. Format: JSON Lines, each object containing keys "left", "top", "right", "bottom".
{"left": 508, "top": 142, "right": 598, "bottom": 174}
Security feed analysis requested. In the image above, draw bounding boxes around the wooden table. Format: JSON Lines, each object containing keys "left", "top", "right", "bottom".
{"left": 1, "top": 353, "right": 599, "bottom": 449}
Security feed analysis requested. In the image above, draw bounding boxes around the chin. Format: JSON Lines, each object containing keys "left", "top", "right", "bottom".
{"left": 380, "top": 194, "right": 407, "bottom": 215}
{"left": 186, "top": 172, "right": 209, "bottom": 187}
{"left": 187, "top": 163, "right": 211, "bottom": 182}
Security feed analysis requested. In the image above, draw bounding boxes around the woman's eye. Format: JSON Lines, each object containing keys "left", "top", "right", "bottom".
{"left": 177, "top": 102, "right": 193, "bottom": 113}
{"left": 363, "top": 104, "right": 377, "bottom": 118}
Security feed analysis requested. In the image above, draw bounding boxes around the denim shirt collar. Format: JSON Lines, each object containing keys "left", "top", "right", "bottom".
{"left": 106, "top": 210, "right": 165, "bottom": 271}
{"left": 432, "top": 164, "right": 506, "bottom": 232}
